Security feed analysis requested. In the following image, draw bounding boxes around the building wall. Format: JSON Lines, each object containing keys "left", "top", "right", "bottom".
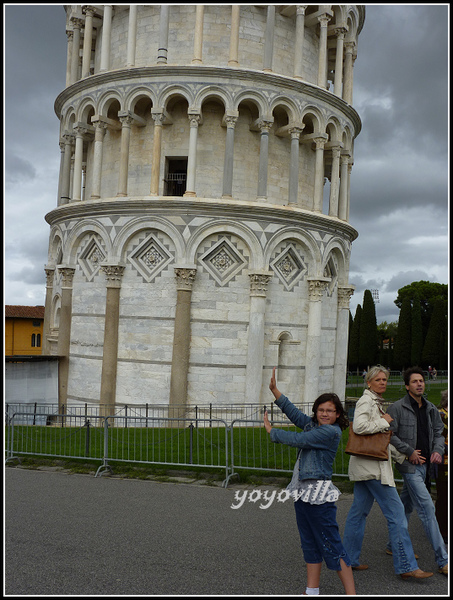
{"left": 5, "top": 318, "right": 44, "bottom": 356}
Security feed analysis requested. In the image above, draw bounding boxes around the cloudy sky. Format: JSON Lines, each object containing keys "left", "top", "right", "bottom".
{"left": 4, "top": 4, "right": 449, "bottom": 324}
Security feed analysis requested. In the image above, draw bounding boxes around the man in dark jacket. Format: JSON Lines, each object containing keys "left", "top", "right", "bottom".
{"left": 386, "top": 367, "right": 448, "bottom": 576}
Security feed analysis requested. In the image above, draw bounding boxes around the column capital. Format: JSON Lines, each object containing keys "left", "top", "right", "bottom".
{"left": 100, "top": 264, "right": 125, "bottom": 288}
{"left": 248, "top": 271, "right": 273, "bottom": 297}
{"left": 337, "top": 285, "right": 355, "bottom": 309}
{"left": 188, "top": 113, "right": 202, "bottom": 128}
{"left": 174, "top": 267, "right": 197, "bottom": 291}
{"left": 307, "top": 277, "right": 330, "bottom": 301}
{"left": 44, "top": 266, "right": 56, "bottom": 286}
{"left": 57, "top": 266, "right": 76, "bottom": 288}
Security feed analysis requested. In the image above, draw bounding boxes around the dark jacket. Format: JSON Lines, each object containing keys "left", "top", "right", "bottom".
{"left": 386, "top": 393, "right": 445, "bottom": 473}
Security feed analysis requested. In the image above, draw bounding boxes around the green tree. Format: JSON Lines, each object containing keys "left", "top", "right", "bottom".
{"left": 377, "top": 321, "right": 398, "bottom": 367}
{"left": 393, "top": 296, "right": 411, "bottom": 370}
{"left": 348, "top": 304, "right": 361, "bottom": 371}
{"left": 359, "top": 290, "right": 378, "bottom": 369}
{"left": 422, "top": 297, "right": 447, "bottom": 368}
{"left": 410, "top": 293, "right": 423, "bottom": 366}
{"left": 395, "top": 281, "right": 447, "bottom": 338}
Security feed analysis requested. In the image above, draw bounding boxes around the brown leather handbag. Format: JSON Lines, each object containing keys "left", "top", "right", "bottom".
{"left": 345, "top": 424, "right": 392, "bottom": 461}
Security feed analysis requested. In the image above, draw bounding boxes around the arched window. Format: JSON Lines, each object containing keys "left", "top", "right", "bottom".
{"left": 31, "top": 333, "right": 41, "bottom": 347}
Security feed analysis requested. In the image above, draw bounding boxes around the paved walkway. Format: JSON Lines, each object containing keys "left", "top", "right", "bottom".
{"left": 5, "top": 468, "right": 449, "bottom": 596}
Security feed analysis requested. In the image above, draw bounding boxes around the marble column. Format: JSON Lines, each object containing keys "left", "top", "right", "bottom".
{"left": 65, "top": 30, "right": 73, "bottom": 87}
{"left": 263, "top": 5, "right": 275, "bottom": 72}
{"left": 56, "top": 266, "right": 76, "bottom": 411}
{"left": 313, "top": 135, "right": 327, "bottom": 212}
{"left": 334, "top": 27, "right": 346, "bottom": 97}
{"left": 72, "top": 124, "right": 89, "bottom": 201}
{"left": 184, "top": 113, "right": 201, "bottom": 197}
{"left": 126, "top": 4, "right": 138, "bottom": 67}
{"left": 117, "top": 113, "right": 134, "bottom": 197}
{"left": 294, "top": 5, "right": 307, "bottom": 79}
{"left": 317, "top": 14, "right": 331, "bottom": 88}
{"left": 228, "top": 5, "right": 240, "bottom": 66}
{"left": 99, "top": 265, "right": 125, "bottom": 417}
{"left": 90, "top": 120, "right": 107, "bottom": 199}
{"left": 222, "top": 113, "right": 238, "bottom": 198}
{"left": 157, "top": 5, "right": 170, "bottom": 64}
{"left": 245, "top": 271, "right": 273, "bottom": 404}
{"left": 304, "top": 277, "right": 330, "bottom": 405}
{"left": 70, "top": 17, "right": 83, "bottom": 84}
{"left": 338, "top": 152, "right": 351, "bottom": 221}
{"left": 81, "top": 6, "right": 95, "bottom": 78}
{"left": 42, "top": 267, "right": 55, "bottom": 355}
{"left": 333, "top": 285, "right": 355, "bottom": 401}
{"left": 99, "top": 5, "right": 113, "bottom": 72}
{"left": 169, "top": 267, "right": 197, "bottom": 418}
{"left": 288, "top": 126, "right": 304, "bottom": 206}
{"left": 150, "top": 111, "right": 165, "bottom": 195}
{"left": 343, "top": 42, "right": 355, "bottom": 105}
{"left": 60, "top": 133, "right": 74, "bottom": 204}
{"left": 328, "top": 144, "right": 342, "bottom": 217}
{"left": 192, "top": 5, "right": 204, "bottom": 64}
{"left": 257, "top": 120, "right": 273, "bottom": 200}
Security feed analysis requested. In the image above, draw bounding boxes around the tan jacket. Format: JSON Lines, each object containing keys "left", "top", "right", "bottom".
{"left": 348, "top": 389, "right": 405, "bottom": 487}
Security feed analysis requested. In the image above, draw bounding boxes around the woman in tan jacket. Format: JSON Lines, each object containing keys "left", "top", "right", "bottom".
{"left": 342, "top": 366, "right": 432, "bottom": 580}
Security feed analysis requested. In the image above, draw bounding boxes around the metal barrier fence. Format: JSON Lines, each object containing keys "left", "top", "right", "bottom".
{"left": 5, "top": 409, "right": 351, "bottom": 487}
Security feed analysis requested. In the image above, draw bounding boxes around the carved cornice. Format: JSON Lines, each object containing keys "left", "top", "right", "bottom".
{"left": 45, "top": 196, "right": 358, "bottom": 243}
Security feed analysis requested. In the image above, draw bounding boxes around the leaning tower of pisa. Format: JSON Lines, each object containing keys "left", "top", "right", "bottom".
{"left": 43, "top": 5, "right": 365, "bottom": 415}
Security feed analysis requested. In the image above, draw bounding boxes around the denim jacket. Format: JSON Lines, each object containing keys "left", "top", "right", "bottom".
{"left": 387, "top": 393, "right": 445, "bottom": 474}
{"left": 269, "top": 394, "right": 341, "bottom": 480}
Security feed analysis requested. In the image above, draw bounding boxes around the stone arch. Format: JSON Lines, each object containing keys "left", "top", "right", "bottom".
{"left": 77, "top": 98, "right": 97, "bottom": 124}
{"left": 159, "top": 86, "right": 193, "bottom": 112}
{"left": 233, "top": 90, "right": 268, "bottom": 118}
{"left": 98, "top": 91, "right": 124, "bottom": 117}
{"left": 196, "top": 87, "right": 231, "bottom": 113}
{"left": 126, "top": 88, "right": 155, "bottom": 114}
{"left": 48, "top": 228, "right": 64, "bottom": 267}
{"left": 322, "top": 237, "right": 350, "bottom": 289}
{"left": 186, "top": 219, "right": 263, "bottom": 270}
{"left": 114, "top": 216, "right": 185, "bottom": 265}
{"left": 63, "top": 219, "right": 114, "bottom": 266}
{"left": 264, "top": 228, "right": 322, "bottom": 279}
{"left": 300, "top": 106, "right": 324, "bottom": 135}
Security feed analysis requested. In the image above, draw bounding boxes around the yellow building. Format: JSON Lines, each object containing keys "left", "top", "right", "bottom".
{"left": 5, "top": 306, "right": 45, "bottom": 356}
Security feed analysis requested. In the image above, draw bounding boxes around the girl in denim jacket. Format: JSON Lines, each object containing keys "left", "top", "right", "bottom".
{"left": 264, "top": 368, "right": 355, "bottom": 595}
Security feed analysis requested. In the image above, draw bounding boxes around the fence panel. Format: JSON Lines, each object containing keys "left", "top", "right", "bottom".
{"left": 5, "top": 413, "right": 105, "bottom": 464}
{"left": 96, "top": 415, "right": 230, "bottom": 481}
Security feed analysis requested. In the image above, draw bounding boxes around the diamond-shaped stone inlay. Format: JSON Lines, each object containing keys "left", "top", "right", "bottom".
{"left": 199, "top": 237, "right": 246, "bottom": 286}
{"left": 129, "top": 234, "right": 173, "bottom": 282}
{"left": 78, "top": 236, "right": 106, "bottom": 281}
{"left": 270, "top": 244, "right": 307, "bottom": 290}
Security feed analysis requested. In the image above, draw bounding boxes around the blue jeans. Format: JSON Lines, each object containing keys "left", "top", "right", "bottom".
{"left": 397, "top": 465, "right": 448, "bottom": 568}
{"left": 343, "top": 480, "right": 418, "bottom": 575}
{"left": 294, "top": 500, "right": 351, "bottom": 571}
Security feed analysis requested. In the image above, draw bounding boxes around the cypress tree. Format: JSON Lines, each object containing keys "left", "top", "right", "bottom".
{"left": 410, "top": 293, "right": 423, "bottom": 366}
{"left": 359, "top": 290, "right": 378, "bottom": 369}
{"left": 393, "top": 296, "right": 412, "bottom": 370}
{"left": 422, "top": 298, "right": 446, "bottom": 368}
{"left": 348, "top": 304, "right": 361, "bottom": 371}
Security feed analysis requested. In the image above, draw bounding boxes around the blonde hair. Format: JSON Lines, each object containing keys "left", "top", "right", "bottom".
{"left": 365, "top": 365, "right": 390, "bottom": 385}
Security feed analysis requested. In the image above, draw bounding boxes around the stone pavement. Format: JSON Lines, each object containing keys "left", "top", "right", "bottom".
{"left": 5, "top": 468, "right": 449, "bottom": 596}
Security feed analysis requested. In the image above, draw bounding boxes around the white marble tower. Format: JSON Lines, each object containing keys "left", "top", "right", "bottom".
{"left": 43, "top": 5, "right": 364, "bottom": 414}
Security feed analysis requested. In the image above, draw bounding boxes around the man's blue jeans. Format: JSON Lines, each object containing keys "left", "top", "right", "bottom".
{"left": 343, "top": 479, "right": 418, "bottom": 575}
{"left": 397, "top": 464, "right": 448, "bottom": 568}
